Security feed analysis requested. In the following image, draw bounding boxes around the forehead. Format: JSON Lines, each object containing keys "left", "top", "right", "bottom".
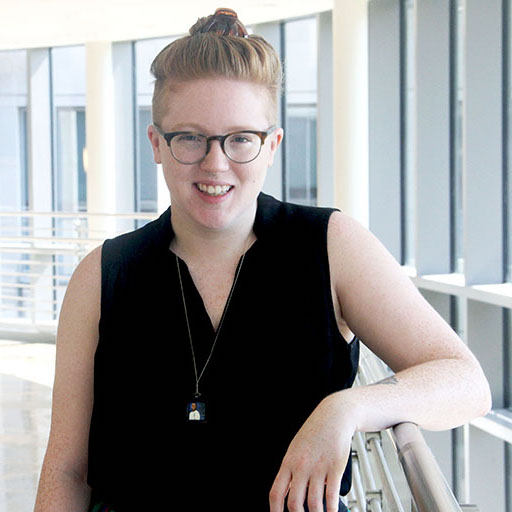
{"left": 160, "top": 78, "right": 272, "bottom": 132}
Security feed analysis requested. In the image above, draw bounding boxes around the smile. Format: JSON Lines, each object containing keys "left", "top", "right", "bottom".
{"left": 195, "top": 183, "right": 233, "bottom": 197}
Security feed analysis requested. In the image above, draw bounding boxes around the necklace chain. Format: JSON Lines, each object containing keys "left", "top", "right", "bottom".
{"left": 175, "top": 240, "right": 250, "bottom": 397}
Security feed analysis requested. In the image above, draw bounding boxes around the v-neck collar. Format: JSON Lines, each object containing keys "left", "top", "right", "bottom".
{"left": 154, "top": 194, "right": 282, "bottom": 336}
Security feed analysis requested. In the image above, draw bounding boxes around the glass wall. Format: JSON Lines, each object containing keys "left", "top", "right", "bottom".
{"left": 51, "top": 45, "right": 87, "bottom": 212}
{"left": 401, "top": 0, "right": 464, "bottom": 271}
{"left": 283, "top": 17, "right": 318, "bottom": 206}
{"left": 50, "top": 45, "right": 87, "bottom": 320}
{"left": 135, "top": 36, "right": 174, "bottom": 212}
{"left": 370, "top": 1, "right": 511, "bottom": 508}
{"left": 0, "top": 50, "right": 28, "bottom": 212}
{"left": 0, "top": 50, "right": 28, "bottom": 320}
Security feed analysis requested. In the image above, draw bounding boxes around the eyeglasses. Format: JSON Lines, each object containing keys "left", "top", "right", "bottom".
{"left": 153, "top": 125, "right": 276, "bottom": 164}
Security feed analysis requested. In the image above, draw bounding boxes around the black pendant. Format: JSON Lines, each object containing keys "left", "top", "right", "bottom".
{"left": 187, "top": 399, "right": 206, "bottom": 422}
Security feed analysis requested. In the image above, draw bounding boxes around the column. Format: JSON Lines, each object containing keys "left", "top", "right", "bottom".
{"left": 464, "top": 0, "right": 504, "bottom": 286}
{"left": 86, "top": 41, "right": 135, "bottom": 238}
{"left": 332, "top": 0, "right": 369, "bottom": 226}
{"left": 27, "top": 49, "right": 54, "bottom": 324}
{"left": 86, "top": 41, "right": 117, "bottom": 239}
{"left": 368, "top": 0, "right": 401, "bottom": 259}
{"left": 253, "top": 21, "right": 284, "bottom": 201}
{"left": 317, "top": 10, "right": 335, "bottom": 208}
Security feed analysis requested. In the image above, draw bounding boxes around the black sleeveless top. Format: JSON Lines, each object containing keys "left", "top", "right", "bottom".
{"left": 88, "top": 193, "right": 359, "bottom": 511}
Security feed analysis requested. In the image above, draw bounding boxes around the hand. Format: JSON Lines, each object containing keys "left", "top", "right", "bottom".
{"left": 269, "top": 393, "right": 357, "bottom": 512}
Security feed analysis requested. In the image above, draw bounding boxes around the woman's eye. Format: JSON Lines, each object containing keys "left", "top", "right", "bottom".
{"left": 230, "top": 134, "right": 253, "bottom": 144}
{"left": 177, "top": 134, "right": 201, "bottom": 142}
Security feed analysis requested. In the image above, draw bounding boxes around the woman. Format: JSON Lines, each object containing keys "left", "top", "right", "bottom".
{"left": 34, "top": 8, "right": 491, "bottom": 512}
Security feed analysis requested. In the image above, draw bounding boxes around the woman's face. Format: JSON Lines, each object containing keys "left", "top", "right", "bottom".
{"left": 148, "top": 78, "right": 283, "bottom": 232}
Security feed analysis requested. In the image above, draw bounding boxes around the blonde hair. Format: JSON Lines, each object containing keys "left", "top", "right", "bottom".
{"left": 150, "top": 13, "right": 282, "bottom": 125}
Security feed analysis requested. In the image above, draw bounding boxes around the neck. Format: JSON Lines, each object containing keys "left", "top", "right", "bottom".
{"left": 169, "top": 204, "right": 257, "bottom": 264}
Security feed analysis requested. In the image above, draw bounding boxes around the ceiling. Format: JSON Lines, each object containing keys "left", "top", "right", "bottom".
{"left": 0, "top": 0, "right": 333, "bottom": 50}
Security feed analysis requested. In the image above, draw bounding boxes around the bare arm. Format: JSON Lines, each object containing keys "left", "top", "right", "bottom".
{"left": 34, "top": 245, "right": 102, "bottom": 512}
{"left": 270, "top": 212, "right": 491, "bottom": 512}
{"left": 326, "top": 211, "right": 491, "bottom": 431}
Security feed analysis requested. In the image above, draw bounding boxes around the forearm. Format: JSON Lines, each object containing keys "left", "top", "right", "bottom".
{"left": 325, "top": 357, "right": 492, "bottom": 433}
{"left": 34, "top": 461, "right": 91, "bottom": 512}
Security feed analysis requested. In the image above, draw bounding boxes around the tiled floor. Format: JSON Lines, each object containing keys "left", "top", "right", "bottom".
{"left": 0, "top": 339, "right": 55, "bottom": 512}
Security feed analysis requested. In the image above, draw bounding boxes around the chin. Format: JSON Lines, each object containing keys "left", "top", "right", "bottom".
{"left": 197, "top": 212, "right": 236, "bottom": 231}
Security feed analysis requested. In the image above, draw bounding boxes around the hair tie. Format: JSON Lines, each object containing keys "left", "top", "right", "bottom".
{"left": 202, "top": 7, "right": 248, "bottom": 38}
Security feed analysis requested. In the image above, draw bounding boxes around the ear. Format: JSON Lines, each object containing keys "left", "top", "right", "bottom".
{"left": 267, "top": 128, "right": 283, "bottom": 168}
{"left": 147, "top": 125, "right": 163, "bottom": 164}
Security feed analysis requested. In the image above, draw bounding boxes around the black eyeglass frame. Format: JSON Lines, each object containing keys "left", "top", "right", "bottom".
{"left": 153, "top": 124, "right": 276, "bottom": 164}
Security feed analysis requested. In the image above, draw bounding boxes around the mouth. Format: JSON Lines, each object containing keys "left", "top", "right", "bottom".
{"left": 195, "top": 183, "right": 234, "bottom": 197}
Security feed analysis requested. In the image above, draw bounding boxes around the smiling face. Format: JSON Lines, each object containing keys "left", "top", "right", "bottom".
{"left": 148, "top": 78, "right": 283, "bottom": 233}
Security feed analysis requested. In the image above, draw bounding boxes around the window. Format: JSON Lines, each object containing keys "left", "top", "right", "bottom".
{"left": 283, "top": 17, "right": 318, "bottom": 206}
{"left": 0, "top": 50, "right": 27, "bottom": 212}
{"left": 51, "top": 45, "right": 87, "bottom": 321}
{"left": 55, "top": 108, "right": 87, "bottom": 212}
{"left": 370, "top": 1, "right": 510, "bottom": 508}
{"left": 0, "top": 50, "right": 28, "bottom": 320}
{"left": 51, "top": 45, "right": 87, "bottom": 212}
{"left": 135, "top": 36, "right": 175, "bottom": 213}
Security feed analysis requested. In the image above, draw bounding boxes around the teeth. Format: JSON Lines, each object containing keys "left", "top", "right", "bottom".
{"left": 197, "top": 183, "right": 232, "bottom": 196}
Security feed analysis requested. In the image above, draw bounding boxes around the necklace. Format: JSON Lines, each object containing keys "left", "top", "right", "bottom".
{"left": 175, "top": 238, "right": 251, "bottom": 423}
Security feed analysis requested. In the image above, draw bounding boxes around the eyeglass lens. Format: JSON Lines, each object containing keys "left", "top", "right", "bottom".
{"left": 171, "top": 132, "right": 262, "bottom": 163}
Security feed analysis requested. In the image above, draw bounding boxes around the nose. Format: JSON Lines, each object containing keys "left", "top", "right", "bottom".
{"left": 200, "top": 139, "right": 230, "bottom": 172}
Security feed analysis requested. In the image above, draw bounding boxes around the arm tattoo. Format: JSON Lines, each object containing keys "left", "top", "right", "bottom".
{"left": 370, "top": 376, "right": 399, "bottom": 386}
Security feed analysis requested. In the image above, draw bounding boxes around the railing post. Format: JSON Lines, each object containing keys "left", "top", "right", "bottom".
{"left": 366, "top": 432, "right": 405, "bottom": 512}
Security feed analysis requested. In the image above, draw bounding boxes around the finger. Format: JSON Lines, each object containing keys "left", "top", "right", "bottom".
{"left": 306, "top": 474, "right": 327, "bottom": 512}
{"left": 325, "top": 470, "right": 344, "bottom": 512}
{"left": 286, "top": 473, "right": 308, "bottom": 512}
{"left": 269, "top": 467, "right": 292, "bottom": 512}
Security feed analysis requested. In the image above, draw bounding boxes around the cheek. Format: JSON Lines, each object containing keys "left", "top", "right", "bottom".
{"left": 245, "top": 164, "right": 268, "bottom": 187}
{"left": 161, "top": 162, "right": 183, "bottom": 191}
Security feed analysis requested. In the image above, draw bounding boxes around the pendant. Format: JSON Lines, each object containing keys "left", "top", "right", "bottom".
{"left": 187, "top": 399, "right": 206, "bottom": 422}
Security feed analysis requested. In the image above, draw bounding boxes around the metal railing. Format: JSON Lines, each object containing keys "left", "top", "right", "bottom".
{"left": 351, "top": 344, "right": 479, "bottom": 512}
{"left": 0, "top": 211, "right": 480, "bottom": 512}
{"left": 0, "top": 211, "right": 156, "bottom": 330}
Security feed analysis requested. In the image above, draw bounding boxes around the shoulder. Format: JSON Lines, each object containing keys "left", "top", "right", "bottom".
{"left": 327, "top": 210, "right": 378, "bottom": 256}
{"left": 68, "top": 244, "right": 102, "bottom": 295}
{"left": 61, "top": 244, "right": 102, "bottom": 319}
{"left": 327, "top": 211, "right": 408, "bottom": 301}
{"left": 102, "top": 209, "right": 170, "bottom": 266}
{"left": 258, "top": 193, "right": 339, "bottom": 237}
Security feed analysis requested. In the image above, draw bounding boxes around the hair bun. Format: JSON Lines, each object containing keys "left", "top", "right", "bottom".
{"left": 189, "top": 7, "right": 248, "bottom": 38}
{"left": 212, "top": 7, "right": 239, "bottom": 23}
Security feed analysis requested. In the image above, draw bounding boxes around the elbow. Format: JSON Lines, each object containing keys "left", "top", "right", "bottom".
{"left": 473, "top": 363, "right": 492, "bottom": 418}
{"left": 480, "top": 377, "right": 492, "bottom": 417}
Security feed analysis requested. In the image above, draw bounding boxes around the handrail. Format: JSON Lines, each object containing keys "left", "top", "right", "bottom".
{"left": 393, "top": 422, "right": 462, "bottom": 512}
{"left": 357, "top": 343, "right": 463, "bottom": 512}
{"left": 0, "top": 211, "right": 158, "bottom": 329}
{"left": 0, "top": 210, "right": 156, "bottom": 219}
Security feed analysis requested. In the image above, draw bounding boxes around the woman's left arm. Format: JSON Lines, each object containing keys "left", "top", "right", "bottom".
{"left": 328, "top": 211, "right": 491, "bottom": 431}
{"left": 269, "top": 211, "right": 491, "bottom": 512}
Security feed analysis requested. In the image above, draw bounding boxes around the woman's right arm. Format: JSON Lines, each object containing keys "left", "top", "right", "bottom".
{"left": 34, "top": 245, "right": 102, "bottom": 512}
